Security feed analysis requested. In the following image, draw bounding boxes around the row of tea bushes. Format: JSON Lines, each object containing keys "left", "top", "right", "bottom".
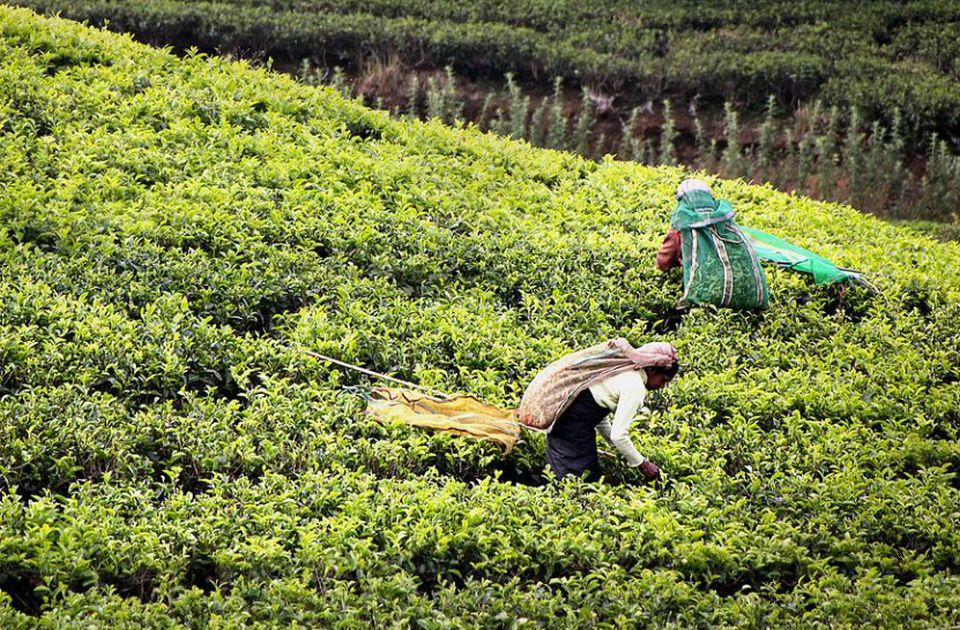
{"left": 12, "top": 0, "right": 960, "bottom": 141}
{"left": 330, "top": 65, "right": 960, "bottom": 221}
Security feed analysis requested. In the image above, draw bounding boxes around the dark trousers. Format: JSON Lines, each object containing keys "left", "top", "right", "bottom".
{"left": 545, "top": 389, "right": 608, "bottom": 482}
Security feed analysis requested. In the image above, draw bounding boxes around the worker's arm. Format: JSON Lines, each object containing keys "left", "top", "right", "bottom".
{"left": 656, "top": 228, "right": 682, "bottom": 272}
{"left": 595, "top": 371, "right": 647, "bottom": 466}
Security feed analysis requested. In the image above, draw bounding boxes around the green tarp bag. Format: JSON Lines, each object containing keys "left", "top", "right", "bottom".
{"left": 672, "top": 189, "right": 769, "bottom": 310}
{"left": 740, "top": 226, "right": 862, "bottom": 285}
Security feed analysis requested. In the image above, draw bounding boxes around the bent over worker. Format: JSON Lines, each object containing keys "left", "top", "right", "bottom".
{"left": 657, "top": 178, "right": 768, "bottom": 310}
{"left": 518, "top": 339, "right": 678, "bottom": 482}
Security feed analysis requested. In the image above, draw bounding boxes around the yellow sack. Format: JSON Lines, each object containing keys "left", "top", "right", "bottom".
{"left": 365, "top": 387, "right": 522, "bottom": 454}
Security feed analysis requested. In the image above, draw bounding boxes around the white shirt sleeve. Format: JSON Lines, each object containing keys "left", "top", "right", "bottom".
{"left": 595, "top": 371, "right": 647, "bottom": 467}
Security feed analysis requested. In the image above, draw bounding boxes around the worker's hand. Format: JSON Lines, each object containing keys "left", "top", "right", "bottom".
{"left": 637, "top": 459, "right": 660, "bottom": 481}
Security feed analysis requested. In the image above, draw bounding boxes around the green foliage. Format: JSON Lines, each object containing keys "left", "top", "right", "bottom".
{"left": 505, "top": 72, "right": 528, "bottom": 140}
{"left": 329, "top": 65, "right": 349, "bottom": 97}
{"left": 442, "top": 65, "right": 462, "bottom": 123}
{"left": 13, "top": 0, "right": 960, "bottom": 146}
{"left": 757, "top": 95, "right": 778, "bottom": 177}
{"left": 546, "top": 76, "right": 567, "bottom": 150}
{"left": 425, "top": 75, "right": 444, "bottom": 121}
{"left": 814, "top": 105, "right": 840, "bottom": 199}
{"left": 618, "top": 106, "right": 640, "bottom": 161}
{"left": 894, "top": 219, "right": 960, "bottom": 243}
{"left": 26, "top": 0, "right": 960, "bottom": 219}
{"left": 405, "top": 73, "right": 422, "bottom": 117}
{"left": 843, "top": 107, "right": 865, "bottom": 205}
{"left": 489, "top": 105, "right": 508, "bottom": 136}
{"left": 476, "top": 91, "right": 494, "bottom": 130}
{"left": 573, "top": 86, "right": 594, "bottom": 156}
{"left": 423, "top": 66, "right": 462, "bottom": 125}
{"left": 1, "top": 6, "right": 960, "bottom": 626}
{"left": 659, "top": 99, "right": 677, "bottom": 166}
{"left": 528, "top": 96, "right": 547, "bottom": 147}
{"left": 721, "top": 101, "right": 746, "bottom": 179}
{"left": 693, "top": 107, "right": 710, "bottom": 170}
{"left": 918, "top": 136, "right": 960, "bottom": 222}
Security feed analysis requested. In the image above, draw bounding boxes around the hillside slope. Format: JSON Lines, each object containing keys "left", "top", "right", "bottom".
{"left": 1, "top": 7, "right": 960, "bottom": 626}
{"left": 11, "top": 0, "right": 960, "bottom": 142}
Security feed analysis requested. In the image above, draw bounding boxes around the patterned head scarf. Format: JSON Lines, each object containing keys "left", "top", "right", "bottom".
{"left": 628, "top": 341, "right": 677, "bottom": 368}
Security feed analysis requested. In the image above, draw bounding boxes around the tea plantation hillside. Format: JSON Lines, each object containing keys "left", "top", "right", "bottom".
{"left": 12, "top": 0, "right": 960, "bottom": 143}
{"left": 2, "top": 7, "right": 960, "bottom": 626}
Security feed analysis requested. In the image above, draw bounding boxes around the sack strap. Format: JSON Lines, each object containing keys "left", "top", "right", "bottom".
{"left": 304, "top": 350, "right": 452, "bottom": 399}
{"left": 683, "top": 209, "right": 735, "bottom": 229}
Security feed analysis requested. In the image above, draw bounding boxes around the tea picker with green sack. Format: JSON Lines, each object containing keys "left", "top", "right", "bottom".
{"left": 518, "top": 338, "right": 678, "bottom": 482}
{"left": 657, "top": 179, "right": 769, "bottom": 310}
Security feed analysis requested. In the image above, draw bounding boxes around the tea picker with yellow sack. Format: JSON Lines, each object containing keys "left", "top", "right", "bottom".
{"left": 517, "top": 338, "right": 678, "bottom": 482}
{"left": 357, "top": 339, "right": 678, "bottom": 484}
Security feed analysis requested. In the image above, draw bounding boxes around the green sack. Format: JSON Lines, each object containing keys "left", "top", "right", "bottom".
{"left": 671, "top": 190, "right": 769, "bottom": 310}
{"left": 740, "top": 226, "right": 861, "bottom": 286}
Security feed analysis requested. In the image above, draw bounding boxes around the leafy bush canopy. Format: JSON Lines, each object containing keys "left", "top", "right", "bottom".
{"left": 12, "top": 0, "right": 960, "bottom": 140}
{"left": 1, "top": 7, "right": 959, "bottom": 626}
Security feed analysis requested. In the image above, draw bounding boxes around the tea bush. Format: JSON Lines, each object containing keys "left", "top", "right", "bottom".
{"left": 12, "top": 0, "right": 960, "bottom": 141}
{"left": 1, "top": 7, "right": 960, "bottom": 626}
{"left": 16, "top": 0, "right": 960, "bottom": 223}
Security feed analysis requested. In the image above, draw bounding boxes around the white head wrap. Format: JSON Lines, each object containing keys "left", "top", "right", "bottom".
{"left": 676, "top": 178, "right": 713, "bottom": 200}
